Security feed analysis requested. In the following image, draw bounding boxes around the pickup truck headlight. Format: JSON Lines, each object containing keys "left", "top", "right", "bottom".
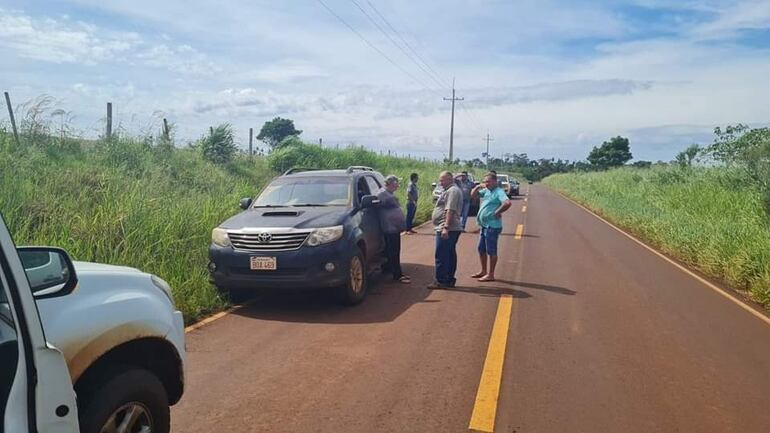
{"left": 211, "top": 227, "right": 231, "bottom": 247}
{"left": 306, "top": 226, "right": 344, "bottom": 247}
{"left": 151, "top": 275, "right": 175, "bottom": 304}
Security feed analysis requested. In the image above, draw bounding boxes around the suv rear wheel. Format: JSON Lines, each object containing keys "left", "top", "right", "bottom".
{"left": 79, "top": 367, "right": 170, "bottom": 433}
{"left": 336, "top": 248, "right": 367, "bottom": 305}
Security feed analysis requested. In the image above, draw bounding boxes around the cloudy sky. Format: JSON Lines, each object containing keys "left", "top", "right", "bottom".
{"left": 1, "top": 0, "right": 769, "bottom": 161}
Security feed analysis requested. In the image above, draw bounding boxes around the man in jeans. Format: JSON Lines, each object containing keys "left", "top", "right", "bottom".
{"left": 377, "top": 175, "right": 411, "bottom": 283}
{"left": 456, "top": 171, "right": 474, "bottom": 230}
{"left": 428, "top": 171, "right": 463, "bottom": 289}
{"left": 405, "top": 173, "right": 419, "bottom": 234}
{"left": 471, "top": 172, "right": 512, "bottom": 282}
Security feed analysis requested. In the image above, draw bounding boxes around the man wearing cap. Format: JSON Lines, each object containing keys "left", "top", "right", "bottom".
{"left": 377, "top": 175, "right": 411, "bottom": 284}
{"left": 456, "top": 171, "right": 474, "bottom": 230}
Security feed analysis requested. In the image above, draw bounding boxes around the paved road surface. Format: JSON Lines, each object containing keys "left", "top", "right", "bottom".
{"left": 173, "top": 185, "right": 770, "bottom": 433}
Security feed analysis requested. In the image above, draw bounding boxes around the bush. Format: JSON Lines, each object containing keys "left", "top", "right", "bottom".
{"left": 200, "top": 124, "right": 237, "bottom": 164}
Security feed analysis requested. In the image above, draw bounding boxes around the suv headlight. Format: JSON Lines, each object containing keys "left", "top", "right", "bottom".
{"left": 306, "top": 226, "right": 344, "bottom": 246}
{"left": 212, "top": 228, "right": 231, "bottom": 247}
{"left": 151, "top": 275, "right": 175, "bottom": 304}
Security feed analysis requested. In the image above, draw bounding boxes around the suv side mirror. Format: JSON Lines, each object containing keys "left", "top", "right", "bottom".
{"left": 360, "top": 195, "right": 380, "bottom": 209}
{"left": 239, "top": 198, "right": 253, "bottom": 210}
{"left": 17, "top": 247, "right": 78, "bottom": 299}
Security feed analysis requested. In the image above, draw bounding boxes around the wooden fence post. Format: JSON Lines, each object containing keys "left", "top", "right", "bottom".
{"left": 4, "top": 92, "right": 20, "bottom": 147}
{"left": 162, "top": 118, "right": 170, "bottom": 141}
{"left": 106, "top": 102, "right": 113, "bottom": 141}
{"left": 249, "top": 127, "right": 254, "bottom": 156}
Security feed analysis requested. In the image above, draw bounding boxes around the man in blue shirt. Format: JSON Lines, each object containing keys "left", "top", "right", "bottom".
{"left": 470, "top": 172, "right": 512, "bottom": 282}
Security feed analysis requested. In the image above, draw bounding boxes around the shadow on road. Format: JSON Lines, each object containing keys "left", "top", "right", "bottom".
{"left": 430, "top": 285, "right": 532, "bottom": 298}
{"left": 232, "top": 263, "right": 435, "bottom": 325}
{"left": 494, "top": 280, "right": 576, "bottom": 295}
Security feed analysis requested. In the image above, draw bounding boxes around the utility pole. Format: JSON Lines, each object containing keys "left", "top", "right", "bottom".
{"left": 443, "top": 78, "right": 463, "bottom": 163}
{"left": 484, "top": 132, "right": 494, "bottom": 168}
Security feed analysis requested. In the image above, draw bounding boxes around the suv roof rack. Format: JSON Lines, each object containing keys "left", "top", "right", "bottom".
{"left": 346, "top": 166, "right": 374, "bottom": 173}
{"left": 283, "top": 167, "right": 318, "bottom": 176}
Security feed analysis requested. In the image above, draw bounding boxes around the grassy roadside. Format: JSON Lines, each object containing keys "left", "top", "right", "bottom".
{"left": 0, "top": 132, "right": 463, "bottom": 322}
{"left": 543, "top": 166, "right": 770, "bottom": 309}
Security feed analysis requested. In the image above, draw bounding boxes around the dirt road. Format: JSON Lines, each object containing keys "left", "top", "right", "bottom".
{"left": 172, "top": 185, "right": 770, "bottom": 433}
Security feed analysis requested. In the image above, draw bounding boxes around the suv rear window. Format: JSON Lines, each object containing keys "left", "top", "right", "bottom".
{"left": 254, "top": 176, "right": 351, "bottom": 207}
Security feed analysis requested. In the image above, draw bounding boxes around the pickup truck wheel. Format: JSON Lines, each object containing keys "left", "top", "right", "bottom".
{"left": 336, "top": 248, "right": 367, "bottom": 305}
{"left": 79, "top": 368, "right": 169, "bottom": 433}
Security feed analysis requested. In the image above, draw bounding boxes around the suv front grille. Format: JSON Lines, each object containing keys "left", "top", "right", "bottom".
{"left": 228, "top": 231, "right": 311, "bottom": 252}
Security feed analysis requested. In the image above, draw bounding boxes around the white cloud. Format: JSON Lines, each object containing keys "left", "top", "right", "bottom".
{"left": 0, "top": 9, "right": 140, "bottom": 64}
{"left": 0, "top": 8, "right": 216, "bottom": 75}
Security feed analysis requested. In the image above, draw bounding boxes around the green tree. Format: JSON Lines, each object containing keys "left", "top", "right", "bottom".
{"left": 200, "top": 123, "right": 237, "bottom": 164}
{"left": 587, "top": 136, "right": 632, "bottom": 169}
{"left": 631, "top": 160, "right": 653, "bottom": 169}
{"left": 257, "top": 117, "right": 302, "bottom": 149}
{"left": 674, "top": 144, "right": 701, "bottom": 168}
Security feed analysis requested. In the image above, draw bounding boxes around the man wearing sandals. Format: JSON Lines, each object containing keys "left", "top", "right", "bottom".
{"left": 471, "top": 172, "right": 512, "bottom": 282}
{"left": 377, "top": 175, "right": 411, "bottom": 284}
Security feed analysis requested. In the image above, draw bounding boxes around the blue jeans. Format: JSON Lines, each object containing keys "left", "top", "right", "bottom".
{"left": 435, "top": 231, "right": 461, "bottom": 285}
{"left": 478, "top": 227, "right": 502, "bottom": 256}
{"left": 406, "top": 201, "right": 417, "bottom": 231}
{"left": 461, "top": 200, "right": 471, "bottom": 230}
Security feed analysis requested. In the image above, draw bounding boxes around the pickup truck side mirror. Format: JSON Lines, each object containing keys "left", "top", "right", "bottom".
{"left": 239, "top": 198, "right": 253, "bottom": 210}
{"left": 17, "top": 247, "right": 78, "bottom": 299}
{"left": 360, "top": 195, "right": 380, "bottom": 209}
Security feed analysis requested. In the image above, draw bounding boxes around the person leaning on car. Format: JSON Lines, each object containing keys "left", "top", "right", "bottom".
{"left": 377, "top": 175, "right": 411, "bottom": 284}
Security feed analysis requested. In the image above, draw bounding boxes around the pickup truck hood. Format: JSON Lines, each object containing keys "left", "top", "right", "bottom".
{"left": 219, "top": 207, "right": 349, "bottom": 230}
{"left": 74, "top": 261, "right": 142, "bottom": 274}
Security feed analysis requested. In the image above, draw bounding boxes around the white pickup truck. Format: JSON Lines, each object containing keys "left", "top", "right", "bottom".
{"left": 1, "top": 213, "right": 186, "bottom": 433}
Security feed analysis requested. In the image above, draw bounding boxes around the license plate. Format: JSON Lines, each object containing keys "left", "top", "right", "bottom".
{"left": 250, "top": 256, "right": 276, "bottom": 271}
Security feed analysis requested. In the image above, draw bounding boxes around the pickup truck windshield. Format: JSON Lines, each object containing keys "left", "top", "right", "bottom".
{"left": 254, "top": 177, "right": 350, "bottom": 207}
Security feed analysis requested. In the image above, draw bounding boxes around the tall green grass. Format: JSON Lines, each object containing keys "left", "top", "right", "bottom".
{"left": 0, "top": 132, "right": 459, "bottom": 322}
{"left": 544, "top": 166, "right": 770, "bottom": 308}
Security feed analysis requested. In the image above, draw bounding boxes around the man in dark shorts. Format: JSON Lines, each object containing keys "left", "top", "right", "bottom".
{"left": 470, "top": 172, "right": 512, "bottom": 282}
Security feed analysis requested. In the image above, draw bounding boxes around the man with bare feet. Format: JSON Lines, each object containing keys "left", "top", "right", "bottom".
{"left": 470, "top": 172, "right": 512, "bottom": 282}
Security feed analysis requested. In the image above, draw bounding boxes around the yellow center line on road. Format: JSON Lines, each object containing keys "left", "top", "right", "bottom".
{"left": 469, "top": 294, "right": 513, "bottom": 433}
{"left": 514, "top": 224, "right": 524, "bottom": 239}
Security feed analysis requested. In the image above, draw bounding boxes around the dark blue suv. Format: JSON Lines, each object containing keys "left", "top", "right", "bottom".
{"left": 209, "top": 166, "right": 386, "bottom": 304}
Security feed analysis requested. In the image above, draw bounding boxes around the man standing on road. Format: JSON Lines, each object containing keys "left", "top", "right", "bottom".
{"left": 428, "top": 171, "right": 463, "bottom": 289}
{"left": 377, "top": 175, "right": 411, "bottom": 284}
{"left": 471, "top": 172, "right": 512, "bottom": 282}
{"left": 405, "top": 173, "right": 419, "bottom": 234}
{"left": 456, "top": 171, "right": 474, "bottom": 231}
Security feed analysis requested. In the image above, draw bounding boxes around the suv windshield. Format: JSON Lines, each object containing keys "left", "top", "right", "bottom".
{"left": 253, "top": 176, "right": 350, "bottom": 207}
{"left": 498, "top": 175, "right": 509, "bottom": 183}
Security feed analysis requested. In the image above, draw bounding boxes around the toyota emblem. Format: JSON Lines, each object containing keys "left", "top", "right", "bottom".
{"left": 256, "top": 233, "right": 272, "bottom": 243}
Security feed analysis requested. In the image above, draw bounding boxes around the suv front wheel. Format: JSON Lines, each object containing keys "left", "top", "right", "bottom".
{"left": 336, "top": 248, "right": 367, "bottom": 305}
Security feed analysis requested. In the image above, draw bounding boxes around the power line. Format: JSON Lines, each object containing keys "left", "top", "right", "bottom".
{"left": 315, "top": 0, "right": 437, "bottom": 94}
{"left": 349, "top": 0, "right": 446, "bottom": 92}
{"left": 366, "top": 0, "right": 449, "bottom": 87}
